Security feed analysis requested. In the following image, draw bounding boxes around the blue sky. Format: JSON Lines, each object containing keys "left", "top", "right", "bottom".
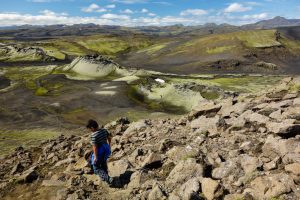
{"left": 0, "top": 0, "right": 299, "bottom": 26}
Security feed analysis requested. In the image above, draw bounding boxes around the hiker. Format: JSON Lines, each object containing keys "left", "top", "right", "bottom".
{"left": 86, "top": 119, "right": 113, "bottom": 185}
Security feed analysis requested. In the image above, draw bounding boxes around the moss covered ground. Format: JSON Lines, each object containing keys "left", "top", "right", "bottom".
{"left": 0, "top": 129, "right": 60, "bottom": 156}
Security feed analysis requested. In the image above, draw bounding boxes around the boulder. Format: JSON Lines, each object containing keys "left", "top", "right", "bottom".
{"left": 262, "top": 135, "right": 299, "bottom": 160}
{"left": 246, "top": 173, "right": 295, "bottom": 199}
{"left": 42, "top": 180, "right": 67, "bottom": 187}
{"left": 201, "top": 178, "right": 223, "bottom": 200}
{"left": 218, "top": 101, "right": 248, "bottom": 117}
{"left": 178, "top": 178, "right": 200, "bottom": 200}
{"left": 212, "top": 158, "right": 238, "bottom": 179}
{"left": 122, "top": 120, "right": 148, "bottom": 139}
{"left": 148, "top": 185, "right": 166, "bottom": 200}
{"left": 108, "top": 159, "right": 130, "bottom": 177}
{"left": 293, "top": 97, "right": 300, "bottom": 106}
{"left": 285, "top": 163, "right": 300, "bottom": 175}
{"left": 166, "top": 158, "right": 203, "bottom": 189}
{"left": 10, "top": 162, "right": 24, "bottom": 175}
{"left": 127, "top": 171, "right": 149, "bottom": 189}
{"left": 166, "top": 146, "right": 199, "bottom": 163}
{"left": 264, "top": 157, "right": 280, "bottom": 171}
{"left": 266, "top": 122, "right": 300, "bottom": 138}
{"left": 240, "top": 154, "right": 260, "bottom": 174}
{"left": 54, "top": 158, "right": 75, "bottom": 167}
{"left": 190, "top": 115, "right": 219, "bottom": 134}
{"left": 73, "top": 158, "right": 88, "bottom": 171}
{"left": 188, "top": 101, "right": 221, "bottom": 120}
{"left": 17, "top": 167, "right": 39, "bottom": 183}
{"left": 83, "top": 174, "right": 101, "bottom": 186}
{"left": 141, "top": 152, "right": 162, "bottom": 169}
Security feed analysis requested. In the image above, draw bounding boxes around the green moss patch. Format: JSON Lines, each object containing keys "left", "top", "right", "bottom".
{"left": 35, "top": 87, "right": 49, "bottom": 96}
{"left": 206, "top": 45, "right": 236, "bottom": 54}
{"left": 0, "top": 129, "right": 59, "bottom": 156}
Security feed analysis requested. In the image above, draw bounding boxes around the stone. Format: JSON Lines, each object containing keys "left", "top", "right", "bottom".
{"left": 42, "top": 180, "right": 66, "bottom": 187}
{"left": 148, "top": 185, "right": 166, "bottom": 200}
{"left": 83, "top": 174, "right": 101, "bottom": 186}
{"left": 141, "top": 152, "right": 161, "bottom": 169}
{"left": 127, "top": 171, "right": 148, "bottom": 189}
{"left": 293, "top": 97, "right": 300, "bottom": 106}
{"left": 242, "top": 111, "right": 270, "bottom": 125}
{"left": 54, "top": 158, "right": 75, "bottom": 167}
{"left": 10, "top": 162, "right": 24, "bottom": 175}
{"left": 262, "top": 135, "right": 299, "bottom": 160}
{"left": 122, "top": 120, "right": 148, "bottom": 139}
{"left": 285, "top": 163, "right": 300, "bottom": 175}
{"left": 224, "top": 194, "right": 245, "bottom": 200}
{"left": 282, "top": 106, "right": 300, "bottom": 120}
{"left": 17, "top": 168, "right": 39, "bottom": 183}
{"left": 283, "top": 93, "right": 298, "bottom": 100}
{"left": 73, "top": 158, "right": 88, "bottom": 171}
{"left": 56, "top": 189, "right": 68, "bottom": 200}
{"left": 166, "top": 146, "right": 199, "bottom": 163}
{"left": 264, "top": 157, "right": 280, "bottom": 171}
{"left": 159, "top": 139, "right": 179, "bottom": 152}
{"left": 201, "top": 178, "right": 222, "bottom": 200}
{"left": 212, "top": 159, "right": 237, "bottom": 179}
{"left": 246, "top": 173, "right": 294, "bottom": 199}
{"left": 178, "top": 178, "right": 200, "bottom": 200}
{"left": 266, "top": 122, "right": 300, "bottom": 138}
{"left": 108, "top": 159, "right": 130, "bottom": 177}
{"left": 166, "top": 158, "right": 203, "bottom": 190}
{"left": 269, "top": 109, "right": 283, "bottom": 120}
{"left": 188, "top": 102, "right": 221, "bottom": 120}
{"left": 219, "top": 101, "right": 248, "bottom": 117}
{"left": 240, "top": 154, "right": 260, "bottom": 174}
{"left": 190, "top": 115, "right": 219, "bottom": 134}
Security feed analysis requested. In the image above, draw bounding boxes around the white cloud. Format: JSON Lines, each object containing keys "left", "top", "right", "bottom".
{"left": 242, "top": 13, "right": 268, "bottom": 20}
{"left": 121, "top": 9, "right": 134, "bottom": 14}
{"left": 148, "top": 13, "right": 156, "bottom": 17}
{"left": 39, "top": 9, "right": 68, "bottom": 16}
{"left": 111, "top": 0, "right": 147, "bottom": 4}
{"left": 224, "top": 3, "right": 252, "bottom": 13}
{"left": 0, "top": 10, "right": 272, "bottom": 27}
{"left": 141, "top": 8, "right": 149, "bottom": 13}
{"left": 106, "top": 4, "right": 116, "bottom": 9}
{"left": 100, "top": 13, "right": 130, "bottom": 20}
{"left": 180, "top": 9, "right": 208, "bottom": 16}
{"left": 81, "top": 4, "right": 107, "bottom": 13}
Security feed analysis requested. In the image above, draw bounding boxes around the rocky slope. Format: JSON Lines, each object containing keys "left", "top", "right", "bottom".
{"left": 1, "top": 77, "right": 300, "bottom": 200}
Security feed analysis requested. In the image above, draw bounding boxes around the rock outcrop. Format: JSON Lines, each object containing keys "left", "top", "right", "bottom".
{"left": 1, "top": 77, "right": 300, "bottom": 200}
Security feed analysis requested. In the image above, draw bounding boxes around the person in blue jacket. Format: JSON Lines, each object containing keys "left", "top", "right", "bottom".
{"left": 86, "top": 119, "right": 113, "bottom": 185}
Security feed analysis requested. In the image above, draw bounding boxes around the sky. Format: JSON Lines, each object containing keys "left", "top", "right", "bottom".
{"left": 0, "top": 0, "right": 299, "bottom": 27}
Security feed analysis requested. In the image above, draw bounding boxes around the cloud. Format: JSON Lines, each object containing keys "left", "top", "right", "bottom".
{"left": 180, "top": 9, "right": 208, "bottom": 16}
{"left": 141, "top": 8, "right": 149, "bottom": 13}
{"left": 39, "top": 9, "right": 68, "bottom": 16}
{"left": 224, "top": 3, "right": 252, "bottom": 13}
{"left": 106, "top": 4, "right": 116, "bottom": 9}
{"left": 0, "top": 9, "right": 272, "bottom": 27}
{"left": 100, "top": 13, "right": 130, "bottom": 20}
{"left": 121, "top": 9, "right": 134, "bottom": 14}
{"left": 242, "top": 13, "right": 268, "bottom": 20}
{"left": 111, "top": 0, "right": 147, "bottom": 4}
{"left": 148, "top": 13, "right": 156, "bottom": 17}
{"left": 81, "top": 4, "right": 107, "bottom": 13}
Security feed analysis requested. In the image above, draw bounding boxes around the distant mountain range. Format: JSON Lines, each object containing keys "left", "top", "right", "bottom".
{"left": 0, "top": 16, "right": 300, "bottom": 38}
{"left": 242, "top": 16, "right": 300, "bottom": 29}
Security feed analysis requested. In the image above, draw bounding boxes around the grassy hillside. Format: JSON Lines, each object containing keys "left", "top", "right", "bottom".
{"left": 0, "top": 28, "right": 300, "bottom": 74}
{"left": 118, "top": 29, "right": 300, "bottom": 73}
